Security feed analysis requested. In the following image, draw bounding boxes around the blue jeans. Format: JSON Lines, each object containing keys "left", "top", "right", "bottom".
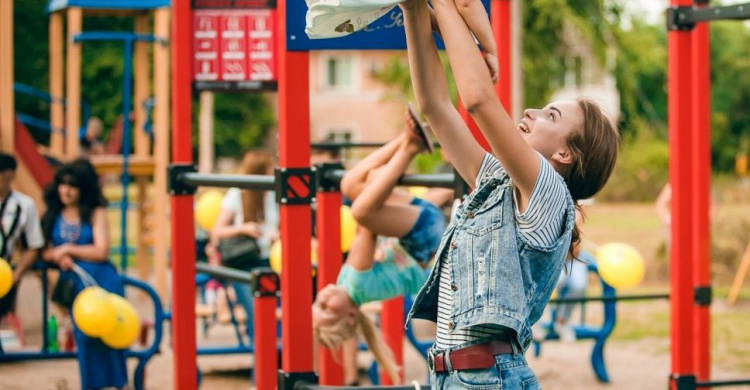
{"left": 399, "top": 197, "right": 446, "bottom": 263}
{"left": 429, "top": 349, "right": 541, "bottom": 389}
{"left": 232, "top": 281, "right": 255, "bottom": 340}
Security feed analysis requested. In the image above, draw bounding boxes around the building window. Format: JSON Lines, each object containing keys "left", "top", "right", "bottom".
{"left": 326, "top": 130, "right": 353, "bottom": 160}
{"left": 325, "top": 57, "right": 354, "bottom": 89}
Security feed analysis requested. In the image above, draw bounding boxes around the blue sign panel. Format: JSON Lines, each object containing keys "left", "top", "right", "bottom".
{"left": 287, "top": 0, "right": 489, "bottom": 51}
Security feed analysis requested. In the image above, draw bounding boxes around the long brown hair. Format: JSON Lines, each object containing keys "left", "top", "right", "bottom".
{"left": 238, "top": 150, "right": 273, "bottom": 223}
{"left": 563, "top": 98, "right": 620, "bottom": 256}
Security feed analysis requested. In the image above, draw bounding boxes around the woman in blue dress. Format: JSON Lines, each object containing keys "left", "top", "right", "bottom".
{"left": 42, "top": 159, "right": 128, "bottom": 390}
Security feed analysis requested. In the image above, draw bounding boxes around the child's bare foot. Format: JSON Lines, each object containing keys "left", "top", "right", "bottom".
{"left": 484, "top": 52, "right": 499, "bottom": 84}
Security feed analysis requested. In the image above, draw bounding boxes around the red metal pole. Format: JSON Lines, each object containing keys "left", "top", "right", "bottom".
{"left": 491, "top": 0, "right": 512, "bottom": 113}
{"left": 691, "top": 5, "right": 711, "bottom": 381}
{"left": 277, "top": 0, "right": 314, "bottom": 375}
{"left": 171, "top": 1, "right": 197, "bottom": 389}
{"left": 316, "top": 191, "right": 344, "bottom": 385}
{"left": 380, "top": 296, "right": 404, "bottom": 385}
{"left": 668, "top": 0, "right": 695, "bottom": 387}
{"left": 254, "top": 291, "right": 279, "bottom": 390}
{"left": 380, "top": 297, "right": 404, "bottom": 385}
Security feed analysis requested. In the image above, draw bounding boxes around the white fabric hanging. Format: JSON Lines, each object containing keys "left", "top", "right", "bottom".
{"left": 305, "top": 0, "right": 403, "bottom": 39}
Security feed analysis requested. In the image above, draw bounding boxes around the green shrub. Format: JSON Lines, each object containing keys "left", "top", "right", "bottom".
{"left": 597, "top": 134, "right": 669, "bottom": 202}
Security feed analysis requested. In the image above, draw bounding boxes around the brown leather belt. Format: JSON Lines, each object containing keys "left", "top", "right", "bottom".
{"left": 428, "top": 340, "right": 515, "bottom": 373}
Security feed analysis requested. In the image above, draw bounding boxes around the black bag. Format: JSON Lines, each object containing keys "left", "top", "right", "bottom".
{"left": 218, "top": 235, "right": 261, "bottom": 270}
{"left": 51, "top": 277, "right": 76, "bottom": 307}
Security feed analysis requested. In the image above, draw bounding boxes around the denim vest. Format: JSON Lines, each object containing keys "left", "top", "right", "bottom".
{"left": 406, "top": 166, "right": 576, "bottom": 352}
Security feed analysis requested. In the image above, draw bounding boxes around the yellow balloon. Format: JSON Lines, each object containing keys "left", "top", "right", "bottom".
{"left": 73, "top": 287, "right": 117, "bottom": 337}
{"left": 101, "top": 294, "right": 141, "bottom": 349}
{"left": 408, "top": 186, "right": 429, "bottom": 199}
{"left": 195, "top": 190, "right": 224, "bottom": 231}
{"left": 269, "top": 240, "right": 318, "bottom": 274}
{"left": 340, "top": 206, "right": 357, "bottom": 253}
{"left": 0, "top": 258, "right": 12, "bottom": 299}
{"left": 596, "top": 243, "right": 645, "bottom": 289}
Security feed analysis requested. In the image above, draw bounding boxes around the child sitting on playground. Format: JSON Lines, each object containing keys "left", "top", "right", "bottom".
{"left": 305, "top": 0, "right": 498, "bottom": 82}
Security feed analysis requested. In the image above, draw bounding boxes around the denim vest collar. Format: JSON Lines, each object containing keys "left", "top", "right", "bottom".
{"left": 406, "top": 167, "right": 575, "bottom": 352}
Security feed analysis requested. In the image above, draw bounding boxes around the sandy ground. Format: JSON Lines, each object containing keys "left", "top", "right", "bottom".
{"left": 1, "top": 274, "right": 748, "bottom": 390}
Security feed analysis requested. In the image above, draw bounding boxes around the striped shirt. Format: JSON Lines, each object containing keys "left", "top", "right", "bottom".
{"left": 434, "top": 153, "right": 568, "bottom": 349}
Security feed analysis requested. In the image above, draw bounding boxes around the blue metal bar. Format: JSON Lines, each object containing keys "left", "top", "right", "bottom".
{"left": 119, "top": 38, "right": 134, "bottom": 272}
{"left": 16, "top": 113, "right": 58, "bottom": 133}
{"left": 14, "top": 83, "right": 91, "bottom": 137}
{"left": 73, "top": 31, "right": 166, "bottom": 45}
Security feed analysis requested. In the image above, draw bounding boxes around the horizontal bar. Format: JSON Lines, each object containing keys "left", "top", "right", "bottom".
{"left": 180, "top": 172, "right": 276, "bottom": 191}
{"left": 670, "top": 3, "right": 750, "bottom": 28}
{"left": 549, "top": 293, "right": 670, "bottom": 304}
{"left": 180, "top": 171, "right": 456, "bottom": 191}
{"left": 311, "top": 141, "right": 390, "bottom": 149}
{"left": 324, "top": 170, "right": 455, "bottom": 189}
{"left": 196, "top": 345, "right": 254, "bottom": 356}
{"left": 73, "top": 32, "right": 167, "bottom": 44}
{"left": 297, "top": 384, "right": 430, "bottom": 390}
{"left": 195, "top": 262, "right": 253, "bottom": 284}
{"left": 696, "top": 378, "right": 750, "bottom": 387}
{"left": 311, "top": 141, "right": 441, "bottom": 150}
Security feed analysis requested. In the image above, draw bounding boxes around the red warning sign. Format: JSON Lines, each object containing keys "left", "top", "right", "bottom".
{"left": 193, "top": 8, "right": 277, "bottom": 89}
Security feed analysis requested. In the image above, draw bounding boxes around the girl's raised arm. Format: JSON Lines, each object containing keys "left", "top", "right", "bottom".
{"left": 431, "top": 0, "right": 540, "bottom": 198}
{"left": 401, "top": 0, "right": 485, "bottom": 188}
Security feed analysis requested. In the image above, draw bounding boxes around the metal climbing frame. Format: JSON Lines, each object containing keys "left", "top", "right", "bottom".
{"left": 667, "top": 1, "right": 750, "bottom": 389}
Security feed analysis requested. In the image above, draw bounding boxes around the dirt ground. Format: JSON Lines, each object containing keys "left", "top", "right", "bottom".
{"left": 1, "top": 274, "right": 749, "bottom": 390}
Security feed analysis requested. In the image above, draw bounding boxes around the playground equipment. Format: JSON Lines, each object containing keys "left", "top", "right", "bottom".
{"left": 0, "top": 262, "right": 167, "bottom": 390}
{"left": 0, "top": 0, "right": 172, "bottom": 301}
{"left": 667, "top": 1, "right": 750, "bottom": 388}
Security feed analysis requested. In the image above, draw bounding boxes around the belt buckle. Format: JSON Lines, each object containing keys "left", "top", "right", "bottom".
{"left": 427, "top": 351, "right": 435, "bottom": 373}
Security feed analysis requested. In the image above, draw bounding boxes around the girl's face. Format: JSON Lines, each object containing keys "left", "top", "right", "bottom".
{"left": 312, "top": 284, "right": 357, "bottom": 328}
{"left": 58, "top": 180, "right": 81, "bottom": 206}
{"left": 518, "top": 100, "right": 583, "bottom": 169}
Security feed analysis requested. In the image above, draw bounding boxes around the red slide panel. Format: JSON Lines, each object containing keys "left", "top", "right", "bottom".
{"left": 14, "top": 117, "right": 53, "bottom": 187}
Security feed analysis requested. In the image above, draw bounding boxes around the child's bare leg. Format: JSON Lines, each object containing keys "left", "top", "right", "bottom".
{"left": 340, "top": 137, "right": 402, "bottom": 201}
{"left": 350, "top": 134, "right": 424, "bottom": 238}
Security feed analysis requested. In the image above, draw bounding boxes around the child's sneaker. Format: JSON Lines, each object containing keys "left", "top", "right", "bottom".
{"left": 407, "top": 103, "right": 434, "bottom": 154}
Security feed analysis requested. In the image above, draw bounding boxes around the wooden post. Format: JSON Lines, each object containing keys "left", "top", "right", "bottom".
{"left": 728, "top": 242, "right": 750, "bottom": 305}
{"left": 49, "top": 12, "right": 65, "bottom": 157}
{"left": 152, "top": 8, "right": 171, "bottom": 303}
{"left": 0, "top": 0, "right": 14, "bottom": 152}
{"left": 134, "top": 13, "right": 151, "bottom": 290}
{"left": 198, "top": 91, "right": 214, "bottom": 174}
{"left": 65, "top": 7, "right": 83, "bottom": 158}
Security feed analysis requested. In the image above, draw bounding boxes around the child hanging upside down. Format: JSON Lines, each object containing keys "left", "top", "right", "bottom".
{"left": 313, "top": 227, "right": 426, "bottom": 384}
{"left": 313, "top": 106, "right": 448, "bottom": 383}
